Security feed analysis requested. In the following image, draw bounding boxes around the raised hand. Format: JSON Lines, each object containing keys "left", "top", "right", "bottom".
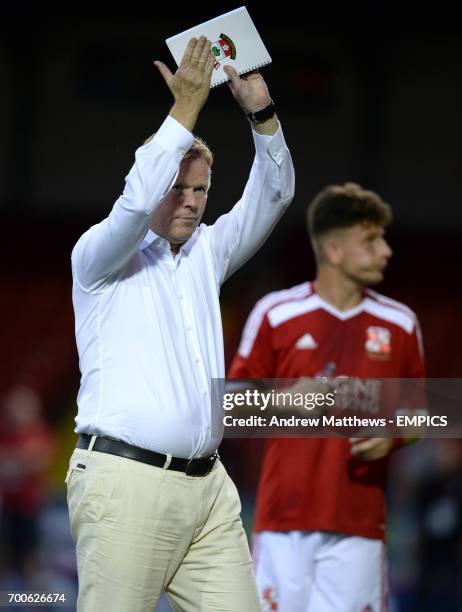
{"left": 223, "top": 66, "right": 277, "bottom": 135}
{"left": 223, "top": 66, "right": 271, "bottom": 113}
{"left": 154, "top": 36, "right": 214, "bottom": 131}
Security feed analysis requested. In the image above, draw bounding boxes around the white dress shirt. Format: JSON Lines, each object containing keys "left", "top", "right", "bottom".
{"left": 72, "top": 115, "right": 294, "bottom": 458}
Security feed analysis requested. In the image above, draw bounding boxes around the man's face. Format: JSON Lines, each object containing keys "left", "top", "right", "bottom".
{"left": 151, "top": 155, "right": 211, "bottom": 246}
{"left": 326, "top": 223, "right": 393, "bottom": 285}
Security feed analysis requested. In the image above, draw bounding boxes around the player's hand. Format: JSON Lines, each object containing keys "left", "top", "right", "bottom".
{"left": 154, "top": 36, "right": 214, "bottom": 131}
{"left": 349, "top": 437, "right": 395, "bottom": 461}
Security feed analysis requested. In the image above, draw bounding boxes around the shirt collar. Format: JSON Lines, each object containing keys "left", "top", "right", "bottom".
{"left": 139, "top": 229, "right": 166, "bottom": 251}
{"left": 138, "top": 228, "right": 198, "bottom": 255}
{"left": 310, "top": 280, "right": 367, "bottom": 319}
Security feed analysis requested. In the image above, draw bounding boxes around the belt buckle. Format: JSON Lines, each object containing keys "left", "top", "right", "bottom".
{"left": 185, "top": 453, "right": 218, "bottom": 477}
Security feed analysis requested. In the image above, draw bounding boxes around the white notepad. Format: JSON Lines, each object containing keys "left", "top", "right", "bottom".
{"left": 165, "top": 6, "right": 272, "bottom": 88}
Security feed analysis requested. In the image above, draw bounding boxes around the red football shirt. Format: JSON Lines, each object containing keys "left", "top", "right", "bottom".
{"left": 228, "top": 282, "right": 425, "bottom": 540}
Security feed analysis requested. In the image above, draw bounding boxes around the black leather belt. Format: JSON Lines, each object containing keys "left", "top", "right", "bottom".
{"left": 77, "top": 434, "right": 219, "bottom": 477}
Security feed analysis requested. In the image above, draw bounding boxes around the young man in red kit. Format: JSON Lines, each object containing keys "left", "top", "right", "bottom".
{"left": 228, "top": 182, "right": 425, "bottom": 612}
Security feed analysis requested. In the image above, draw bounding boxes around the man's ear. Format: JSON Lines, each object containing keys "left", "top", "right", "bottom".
{"left": 322, "top": 236, "right": 343, "bottom": 266}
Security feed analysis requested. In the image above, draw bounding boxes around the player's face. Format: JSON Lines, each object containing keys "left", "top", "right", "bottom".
{"left": 151, "top": 155, "right": 210, "bottom": 246}
{"left": 336, "top": 223, "right": 392, "bottom": 285}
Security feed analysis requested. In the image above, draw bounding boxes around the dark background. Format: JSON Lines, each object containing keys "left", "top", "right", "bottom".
{"left": 1, "top": 2, "right": 461, "bottom": 610}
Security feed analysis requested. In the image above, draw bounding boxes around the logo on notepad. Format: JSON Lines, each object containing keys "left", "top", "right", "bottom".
{"left": 211, "top": 34, "right": 237, "bottom": 69}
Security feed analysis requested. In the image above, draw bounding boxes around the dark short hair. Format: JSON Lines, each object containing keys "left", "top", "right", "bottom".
{"left": 307, "top": 182, "right": 392, "bottom": 240}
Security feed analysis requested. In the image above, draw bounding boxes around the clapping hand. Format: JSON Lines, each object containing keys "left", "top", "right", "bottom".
{"left": 154, "top": 36, "right": 214, "bottom": 131}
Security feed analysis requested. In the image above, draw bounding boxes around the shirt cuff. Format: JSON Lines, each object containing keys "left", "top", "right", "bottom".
{"left": 152, "top": 115, "right": 195, "bottom": 158}
{"left": 252, "top": 123, "right": 287, "bottom": 165}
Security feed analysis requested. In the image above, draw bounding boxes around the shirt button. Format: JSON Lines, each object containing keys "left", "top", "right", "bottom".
{"left": 179, "top": 294, "right": 184, "bottom": 300}
{"left": 195, "top": 358, "right": 200, "bottom": 364}
{"left": 202, "top": 390, "right": 208, "bottom": 396}
{"left": 186, "top": 326, "right": 192, "bottom": 332}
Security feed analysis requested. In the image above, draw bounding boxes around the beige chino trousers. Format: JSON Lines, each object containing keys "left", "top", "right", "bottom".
{"left": 66, "top": 442, "right": 261, "bottom": 612}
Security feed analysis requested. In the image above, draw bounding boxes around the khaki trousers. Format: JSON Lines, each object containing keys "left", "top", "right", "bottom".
{"left": 66, "top": 445, "right": 261, "bottom": 612}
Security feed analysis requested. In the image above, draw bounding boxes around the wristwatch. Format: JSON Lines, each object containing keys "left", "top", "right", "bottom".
{"left": 246, "top": 100, "right": 276, "bottom": 124}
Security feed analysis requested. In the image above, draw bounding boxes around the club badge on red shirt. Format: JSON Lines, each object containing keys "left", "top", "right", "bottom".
{"left": 262, "top": 586, "right": 278, "bottom": 610}
{"left": 365, "top": 326, "right": 391, "bottom": 360}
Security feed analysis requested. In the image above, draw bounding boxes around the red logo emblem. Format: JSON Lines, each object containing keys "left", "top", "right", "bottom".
{"left": 365, "top": 326, "right": 391, "bottom": 360}
{"left": 211, "top": 34, "right": 237, "bottom": 70}
{"left": 262, "top": 586, "right": 278, "bottom": 610}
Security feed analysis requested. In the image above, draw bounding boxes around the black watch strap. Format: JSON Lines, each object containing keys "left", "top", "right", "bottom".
{"left": 247, "top": 101, "right": 276, "bottom": 124}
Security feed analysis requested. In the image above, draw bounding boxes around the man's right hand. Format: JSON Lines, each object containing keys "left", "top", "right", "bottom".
{"left": 154, "top": 36, "right": 214, "bottom": 132}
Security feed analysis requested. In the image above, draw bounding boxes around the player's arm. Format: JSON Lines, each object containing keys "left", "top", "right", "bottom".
{"left": 226, "top": 301, "right": 276, "bottom": 416}
{"left": 393, "top": 316, "right": 427, "bottom": 448}
{"left": 227, "top": 301, "right": 327, "bottom": 417}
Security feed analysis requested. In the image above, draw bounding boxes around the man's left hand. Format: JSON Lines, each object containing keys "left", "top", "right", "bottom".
{"left": 349, "top": 437, "right": 395, "bottom": 461}
{"left": 223, "top": 66, "right": 272, "bottom": 113}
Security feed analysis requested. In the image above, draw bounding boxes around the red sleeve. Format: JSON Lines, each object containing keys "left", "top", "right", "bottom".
{"left": 228, "top": 310, "right": 276, "bottom": 379}
{"left": 398, "top": 317, "right": 426, "bottom": 416}
{"left": 403, "top": 317, "right": 426, "bottom": 379}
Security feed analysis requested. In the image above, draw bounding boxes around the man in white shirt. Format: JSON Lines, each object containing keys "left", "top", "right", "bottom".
{"left": 66, "top": 37, "right": 294, "bottom": 612}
